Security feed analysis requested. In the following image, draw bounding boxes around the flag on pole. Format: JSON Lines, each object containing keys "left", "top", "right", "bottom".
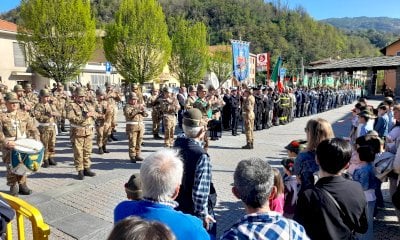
{"left": 231, "top": 40, "right": 250, "bottom": 82}
{"left": 270, "top": 56, "right": 283, "bottom": 83}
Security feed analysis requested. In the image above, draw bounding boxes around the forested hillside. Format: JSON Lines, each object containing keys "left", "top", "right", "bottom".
{"left": 322, "top": 17, "right": 400, "bottom": 48}
{"left": 1, "top": 0, "right": 390, "bottom": 75}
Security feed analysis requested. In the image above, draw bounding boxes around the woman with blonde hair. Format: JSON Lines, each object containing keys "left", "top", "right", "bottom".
{"left": 293, "top": 118, "right": 335, "bottom": 193}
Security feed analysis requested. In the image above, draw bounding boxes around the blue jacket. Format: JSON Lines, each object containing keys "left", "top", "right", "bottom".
{"left": 114, "top": 200, "right": 210, "bottom": 240}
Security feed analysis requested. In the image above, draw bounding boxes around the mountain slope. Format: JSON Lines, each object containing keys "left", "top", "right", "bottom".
{"left": 321, "top": 17, "right": 400, "bottom": 33}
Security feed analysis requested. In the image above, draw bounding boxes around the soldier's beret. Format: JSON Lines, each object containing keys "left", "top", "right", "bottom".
{"left": 13, "top": 84, "right": 24, "bottom": 92}
{"left": 183, "top": 108, "right": 202, "bottom": 127}
{"left": 5, "top": 92, "right": 20, "bottom": 103}
{"left": 75, "top": 87, "right": 86, "bottom": 97}
{"left": 24, "top": 83, "right": 32, "bottom": 90}
{"left": 39, "top": 89, "right": 51, "bottom": 97}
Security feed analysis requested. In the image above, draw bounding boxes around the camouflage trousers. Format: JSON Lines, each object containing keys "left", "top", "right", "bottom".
{"left": 152, "top": 111, "right": 162, "bottom": 135}
{"left": 39, "top": 126, "right": 56, "bottom": 160}
{"left": 73, "top": 134, "right": 93, "bottom": 171}
{"left": 243, "top": 113, "right": 255, "bottom": 144}
{"left": 96, "top": 121, "right": 111, "bottom": 148}
{"left": 163, "top": 115, "right": 176, "bottom": 147}
{"left": 126, "top": 123, "right": 144, "bottom": 158}
{"left": 2, "top": 149, "right": 27, "bottom": 186}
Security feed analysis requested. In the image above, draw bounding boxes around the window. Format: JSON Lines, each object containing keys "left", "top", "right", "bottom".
{"left": 13, "top": 42, "right": 26, "bottom": 67}
{"left": 397, "top": 51, "right": 400, "bottom": 56}
{"left": 91, "top": 74, "right": 110, "bottom": 90}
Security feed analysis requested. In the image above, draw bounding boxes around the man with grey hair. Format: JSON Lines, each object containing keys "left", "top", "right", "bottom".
{"left": 114, "top": 149, "right": 209, "bottom": 240}
{"left": 174, "top": 108, "right": 217, "bottom": 238}
{"left": 221, "top": 158, "right": 309, "bottom": 240}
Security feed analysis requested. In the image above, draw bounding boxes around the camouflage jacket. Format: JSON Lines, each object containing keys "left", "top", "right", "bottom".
{"left": 159, "top": 96, "right": 179, "bottom": 115}
{"left": 33, "top": 102, "right": 60, "bottom": 124}
{"left": 124, "top": 103, "right": 147, "bottom": 122}
{"left": 94, "top": 99, "right": 113, "bottom": 124}
{"left": 0, "top": 110, "right": 40, "bottom": 146}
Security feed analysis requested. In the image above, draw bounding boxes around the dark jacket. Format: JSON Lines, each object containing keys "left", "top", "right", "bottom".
{"left": 294, "top": 176, "right": 368, "bottom": 240}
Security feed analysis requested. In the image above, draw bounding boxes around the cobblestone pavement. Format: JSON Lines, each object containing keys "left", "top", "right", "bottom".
{"left": 0, "top": 100, "right": 399, "bottom": 239}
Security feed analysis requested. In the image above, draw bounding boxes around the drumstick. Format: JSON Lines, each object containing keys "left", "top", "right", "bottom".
{"left": 15, "top": 143, "right": 39, "bottom": 152}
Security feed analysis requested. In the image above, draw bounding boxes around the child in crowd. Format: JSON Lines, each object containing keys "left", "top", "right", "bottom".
{"left": 285, "top": 139, "right": 307, "bottom": 159}
{"left": 269, "top": 168, "right": 284, "bottom": 214}
{"left": 125, "top": 173, "right": 143, "bottom": 200}
{"left": 281, "top": 158, "right": 298, "bottom": 219}
{"left": 353, "top": 145, "right": 378, "bottom": 240}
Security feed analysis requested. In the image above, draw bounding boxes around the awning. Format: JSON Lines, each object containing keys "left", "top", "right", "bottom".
{"left": 11, "top": 71, "right": 34, "bottom": 76}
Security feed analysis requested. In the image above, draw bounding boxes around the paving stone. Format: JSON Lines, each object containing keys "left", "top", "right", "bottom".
{"left": 51, "top": 212, "right": 111, "bottom": 239}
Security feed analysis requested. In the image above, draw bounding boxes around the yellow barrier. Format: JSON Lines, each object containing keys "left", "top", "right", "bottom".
{"left": 0, "top": 192, "right": 50, "bottom": 240}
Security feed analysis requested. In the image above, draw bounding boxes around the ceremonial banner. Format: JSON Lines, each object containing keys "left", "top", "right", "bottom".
{"left": 271, "top": 56, "right": 283, "bottom": 83}
{"left": 231, "top": 40, "right": 250, "bottom": 82}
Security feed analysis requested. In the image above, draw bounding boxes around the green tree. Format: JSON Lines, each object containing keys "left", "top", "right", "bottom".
{"left": 103, "top": 0, "right": 171, "bottom": 85}
{"left": 208, "top": 45, "right": 232, "bottom": 85}
{"left": 169, "top": 17, "right": 208, "bottom": 86}
{"left": 17, "top": 0, "right": 96, "bottom": 83}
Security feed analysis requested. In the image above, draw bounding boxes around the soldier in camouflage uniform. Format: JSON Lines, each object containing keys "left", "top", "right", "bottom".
{"left": 33, "top": 89, "right": 60, "bottom": 167}
{"left": 124, "top": 92, "right": 148, "bottom": 162}
{"left": 185, "top": 85, "right": 198, "bottom": 110}
{"left": 131, "top": 83, "right": 144, "bottom": 105}
{"left": 94, "top": 89, "right": 113, "bottom": 154}
{"left": 53, "top": 82, "right": 68, "bottom": 132}
{"left": 24, "top": 83, "right": 38, "bottom": 106}
{"left": 14, "top": 84, "right": 30, "bottom": 113}
{"left": 105, "top": 82, "right": 121, "bottom": 141}
{"left": 66, "top": 88, "right": 97, "bottom": 180}
{"left": 0, "top": 92, "right": 40, "bottom": 195}
{"left": 85, "top": 83, "right": 97, "bottom": 105}
{"left": 159, "top": 87, "right": 180, "bottom": 148}
{"left": 146, "top": 86, "right": 162, "bottom": 139}
{"left": 0, "top": 93, "right": 7, "bottom": 113}
{"left": 242, "top": 88, "right": 255, "bottom": 149}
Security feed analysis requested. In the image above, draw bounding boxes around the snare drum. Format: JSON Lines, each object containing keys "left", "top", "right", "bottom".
{"left": 11, "top": 139, "right": 44, "bottom": 175}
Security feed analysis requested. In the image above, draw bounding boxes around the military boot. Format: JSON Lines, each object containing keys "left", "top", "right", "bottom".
{"left": 98, "top": 147, "right": 104, "bottom": 155}
{"left": 250, "top": 142, "right": 254, "bottom": 149}
{"left": 83, "top": 168, "right": 96, "bottom": 177}
{"left": 10, "top": 184, "right": 19, "bottom": 196}
{"left": 78, "top": 170, "right": 84, "bottom": 180}
{"left": 108, "top": 135, "right": 113, "bottom": 142}
{"left": 42, "top": 160, "right": 49, "bottom": 168}
{"left": 110, "top": 133, "right": 118, "bottom": 141}
{"left": 19, "top": 183, "right": 32, "bottom": 195}
{"left": 102, "top": 146, "right": 110, "bottom": 153}
{"left": 153, "top": 134, "right": 163, "bottom": 140}
{"left": 130, "top": 156, "right": 136, "bottom": 163}
{"left": 135, "top": 155, "right": 144, "bottom": 162}
{"left": 49, "top": 158, "right": 57, "bottom": 166}
{"left": 241, "top": 143, "right": 252, "bottom": 149}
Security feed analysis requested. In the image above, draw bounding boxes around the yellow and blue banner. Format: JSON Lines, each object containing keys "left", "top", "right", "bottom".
{"left": 231, "top": 40, "right": 250, "bottom": 82}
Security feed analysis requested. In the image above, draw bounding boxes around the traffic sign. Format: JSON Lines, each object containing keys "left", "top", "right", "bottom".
{"left": 105, "top": 62, "right": 112, "bottom": 74}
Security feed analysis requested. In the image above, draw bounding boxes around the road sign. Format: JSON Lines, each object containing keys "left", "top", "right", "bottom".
{"left": 105, "top": 62, "right": 112, "bottom": 74}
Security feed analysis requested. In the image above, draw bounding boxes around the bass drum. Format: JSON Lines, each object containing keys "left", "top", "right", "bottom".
{"left": 11, "top": 138, "right": 44, "bottom": 175}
